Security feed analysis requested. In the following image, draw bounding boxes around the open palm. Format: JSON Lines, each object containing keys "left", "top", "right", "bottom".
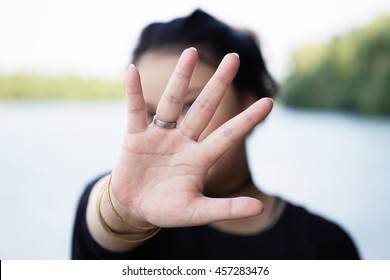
{"left": 110, "top": 48, "right": 273, "bottom": 228}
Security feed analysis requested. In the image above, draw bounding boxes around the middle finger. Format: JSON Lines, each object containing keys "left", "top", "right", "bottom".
{"left": 155, "top": 47, "right": 198, "bottom": 123}
{"left": 179, "top": 53, "right": 240, "bottom": 140}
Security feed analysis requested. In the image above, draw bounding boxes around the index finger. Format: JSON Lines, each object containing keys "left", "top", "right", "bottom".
{"left": 200, "top": 98, "right": 274, "bottom": 162}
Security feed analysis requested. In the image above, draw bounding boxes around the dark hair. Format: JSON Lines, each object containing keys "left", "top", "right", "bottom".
{"left": 132, "top": 9, "right": 277, "bottom": 99}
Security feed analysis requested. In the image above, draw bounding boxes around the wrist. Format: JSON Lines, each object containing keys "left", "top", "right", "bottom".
{"left": 96, "top": 175, "right": 160, "bottom": 243}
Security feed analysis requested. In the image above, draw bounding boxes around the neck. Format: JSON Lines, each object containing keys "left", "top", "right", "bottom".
{"left": 210, "top": 175, "right": 255, "bottom": 198}
{"left": 204, "top": 142, "right": 256, "bottom": 198}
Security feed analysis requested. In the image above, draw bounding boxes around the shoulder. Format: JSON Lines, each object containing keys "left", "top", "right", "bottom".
{"left": 284, "top": 201, "right": 346, "bottom": 236}
{"left": 278, "top": 199, "right": 360, "bottom": 259}
{"left": 72, "top": 172, "right": 111, "bottom": 259}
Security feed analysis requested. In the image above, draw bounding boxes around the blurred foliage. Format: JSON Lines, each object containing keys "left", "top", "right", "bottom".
{"left": 280, "top": 15, "right": 390, "bottom": 116}
{"left": 0, "top": 74, "right": 124, "bottom": 100}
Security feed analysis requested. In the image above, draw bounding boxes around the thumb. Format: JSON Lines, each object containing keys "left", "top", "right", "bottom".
{"left": 191, "top": 196, "right": 264, "bottom": 225}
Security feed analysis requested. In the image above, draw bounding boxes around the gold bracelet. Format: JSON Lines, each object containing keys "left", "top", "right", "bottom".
{"left": 106, "top": 174, "right": 156, "bottom": 231}
{"left": 96, "top": 179, "right": 161, "bottom": 243}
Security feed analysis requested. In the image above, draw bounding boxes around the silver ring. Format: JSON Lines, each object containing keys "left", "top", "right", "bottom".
{"left": 153, "top": 115, "right": 177, "bottom": 129}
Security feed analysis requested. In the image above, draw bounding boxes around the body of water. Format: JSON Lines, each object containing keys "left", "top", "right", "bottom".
{"left": 0, "top": 101, "right": 389, "bottom": 259}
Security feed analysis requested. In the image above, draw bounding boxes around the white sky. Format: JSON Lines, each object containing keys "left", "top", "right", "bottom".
{"left": 0, "top": 0, "right": 389, "bottom": 81}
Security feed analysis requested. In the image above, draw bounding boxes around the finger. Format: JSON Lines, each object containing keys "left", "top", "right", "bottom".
{"left": 125, "top": 64, "right": 148, "bottom": 133}
{"left": 155, "top": 47, "right": 198, "bottom": 123}
{"left": 190, "top": 196, "right": 264, "bottom": 225}
{"left": 201, "top": 98, "right": 273, "bottom": 162}
{"left": 180, "top": 53, "right": 240, "bottom": 140}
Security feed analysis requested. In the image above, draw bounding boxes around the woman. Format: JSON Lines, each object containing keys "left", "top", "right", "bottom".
{"left": 72, "top": 10, "right": 359, "bottom": 259}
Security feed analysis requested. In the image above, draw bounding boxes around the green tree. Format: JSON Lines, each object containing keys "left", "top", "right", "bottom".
{"left": 280, "top": 15, "right": 390, "bottom": 116}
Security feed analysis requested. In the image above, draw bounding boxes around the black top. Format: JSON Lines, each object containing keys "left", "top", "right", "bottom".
{"left": 72, "top": 176, "right": 360, "bottom": 260}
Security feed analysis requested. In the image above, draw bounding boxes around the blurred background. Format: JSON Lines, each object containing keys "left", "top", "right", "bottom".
{"left": 0, "top": 0, "right": 389, "bottom": 259}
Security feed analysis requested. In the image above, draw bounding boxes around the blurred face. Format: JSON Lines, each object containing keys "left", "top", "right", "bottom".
{"left": 136, "top": 52, "right": 252, "bottom": 196}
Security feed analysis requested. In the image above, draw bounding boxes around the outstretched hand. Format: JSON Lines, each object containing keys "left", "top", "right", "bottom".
{"left": 110, "top": 47, "right": 273, "bottom": 229}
